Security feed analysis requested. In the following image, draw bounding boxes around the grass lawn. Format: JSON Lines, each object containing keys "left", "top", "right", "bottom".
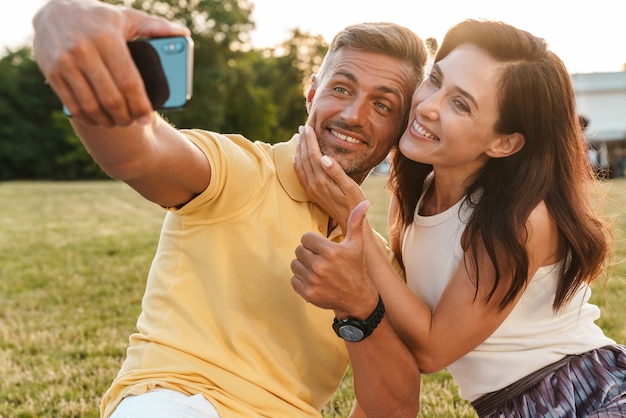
{"left": 1, "top": 177, "right": 625, "bottom": 417}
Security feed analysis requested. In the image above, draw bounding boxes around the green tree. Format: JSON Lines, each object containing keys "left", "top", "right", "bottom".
{"left": 253, "top": 29, "right": 328, "bottom": 142}
{"left": 0, "top": 47, "right": 101, "bottom": 179}
{"left": 0, "top": 46, "right": 107, "bottom": 179}
{"left": 112, "top": 0, "right": 254, "bottom": 46}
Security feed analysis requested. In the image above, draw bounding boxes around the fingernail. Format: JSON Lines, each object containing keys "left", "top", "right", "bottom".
{"left": 305, "top": 125, "right": 311, "bottom": 134}
{"left": 321, "top": 155, "right": 332, "bottom": 167}
{"left": 137, "top": 116, "right": 150, "bottom": 125}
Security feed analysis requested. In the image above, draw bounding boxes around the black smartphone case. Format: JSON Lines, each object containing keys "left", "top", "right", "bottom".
{"left": 128, "top": 41, "right": 170, "bottom": 110}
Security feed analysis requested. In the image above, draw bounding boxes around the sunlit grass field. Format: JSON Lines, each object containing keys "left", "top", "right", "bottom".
{"left": 1, "top": 177, "right": 625, "bottom": 417}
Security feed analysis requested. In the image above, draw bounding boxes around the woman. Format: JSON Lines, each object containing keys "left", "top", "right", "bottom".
{"left": 291, "top": 19, "right": 626, "bottom": 417}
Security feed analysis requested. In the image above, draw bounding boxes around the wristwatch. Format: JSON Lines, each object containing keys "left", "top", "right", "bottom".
{"left": 332, "top": 295, "right": 385, "bottom": 342}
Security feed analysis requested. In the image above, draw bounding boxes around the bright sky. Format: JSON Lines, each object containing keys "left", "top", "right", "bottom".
{"left": 2, "top": 0, "right": 625, "bottom": 74}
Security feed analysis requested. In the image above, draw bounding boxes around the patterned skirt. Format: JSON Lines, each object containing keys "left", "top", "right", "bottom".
{"left": 471, "top": 345, "right": 626, "bottom": 417}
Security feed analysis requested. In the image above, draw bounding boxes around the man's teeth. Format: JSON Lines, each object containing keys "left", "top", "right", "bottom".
{"left": 332, "top": 130, "right": 360, "bottom": 144}
{"left": 413, "top": 121, "right": 439, "bottom": 140}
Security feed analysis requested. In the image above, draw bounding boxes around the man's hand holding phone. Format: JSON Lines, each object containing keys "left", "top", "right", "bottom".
{"left": 62, "top": 36, "right": 194, "bottom": 118}
{"left": 33, "top": 0, "right": 191, "bottom": 126}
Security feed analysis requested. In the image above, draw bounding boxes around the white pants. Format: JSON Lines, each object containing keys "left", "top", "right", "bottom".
{"left": 110, "top": 389, "right": 221, "bottom": 418}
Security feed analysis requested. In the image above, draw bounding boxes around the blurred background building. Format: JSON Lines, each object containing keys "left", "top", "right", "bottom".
{"left": 573, "top": 71, "right": 626, "bottom": 178}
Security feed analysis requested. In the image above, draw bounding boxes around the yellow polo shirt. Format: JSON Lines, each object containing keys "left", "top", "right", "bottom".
{"left": 101, "top": 131, "right": 352, "bottom": 417}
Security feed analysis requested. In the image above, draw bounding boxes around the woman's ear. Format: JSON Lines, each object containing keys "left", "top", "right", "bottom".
{"left": 486, "top": 132, "right": 525, "bottom": 158}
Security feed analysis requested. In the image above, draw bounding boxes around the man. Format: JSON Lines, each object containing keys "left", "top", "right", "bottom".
{"left": 32, "top": 1, "right": 427, "bottom": 417}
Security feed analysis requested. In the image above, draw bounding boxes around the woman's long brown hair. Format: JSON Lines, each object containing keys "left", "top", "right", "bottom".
{"left": 389, "top": 19, "right": 612, "bottom": 311}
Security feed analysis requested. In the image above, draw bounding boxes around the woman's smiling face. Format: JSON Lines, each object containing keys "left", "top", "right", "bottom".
{"left": 399, "top": 43, "right": 509, "bottom": 174}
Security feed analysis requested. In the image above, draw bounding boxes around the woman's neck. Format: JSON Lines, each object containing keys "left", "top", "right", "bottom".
{"left": 419, "top": 174, "right": 468, "bottom": 216}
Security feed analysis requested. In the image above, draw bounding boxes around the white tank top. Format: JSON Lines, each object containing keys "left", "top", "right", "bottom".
{"left": 402, "top": 180, "right": 615, "bottom": 401}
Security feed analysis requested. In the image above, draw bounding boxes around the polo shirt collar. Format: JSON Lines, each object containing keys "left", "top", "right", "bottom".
{"left": 274, "top": 134, "right": 309, "bottom": 202}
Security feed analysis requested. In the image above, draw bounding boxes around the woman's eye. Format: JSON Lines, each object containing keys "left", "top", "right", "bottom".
{"left": 428, "top": 74, "right": 441, "bottom": 86}
{"left": 453, "top": 99, "right": 469, "bottom": 112}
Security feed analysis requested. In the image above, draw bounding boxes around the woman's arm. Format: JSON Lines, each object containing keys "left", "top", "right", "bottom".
{"left": 293, "top": 136, "right": 561, "bottom": 372}
{"left": 388, "top": 196, "right": 404, "bottom": 268}
{"left": 291, "top": 202, "right": 420, "bottom": 418}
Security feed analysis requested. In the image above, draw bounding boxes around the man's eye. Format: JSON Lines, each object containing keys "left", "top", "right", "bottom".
{"left": 375, "top": 102, "right": 390, "bottom": 112}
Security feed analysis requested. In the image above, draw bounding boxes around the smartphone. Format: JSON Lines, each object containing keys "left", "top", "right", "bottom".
{"left": 63, "top": 36, "right": 194, "bottom": 115}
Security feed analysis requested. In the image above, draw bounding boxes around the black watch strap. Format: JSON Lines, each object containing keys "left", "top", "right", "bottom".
{"left": 332, "top": 295, "right": 385, "bottom": 342}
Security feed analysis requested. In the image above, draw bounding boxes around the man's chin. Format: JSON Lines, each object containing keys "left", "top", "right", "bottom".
{"left": 338, "top": 162, "right": 369, "bottom": 184}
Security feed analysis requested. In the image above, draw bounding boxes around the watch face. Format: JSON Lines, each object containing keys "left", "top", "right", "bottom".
{"left": 337, "top": 325, "right": 365, "bottom": 342}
